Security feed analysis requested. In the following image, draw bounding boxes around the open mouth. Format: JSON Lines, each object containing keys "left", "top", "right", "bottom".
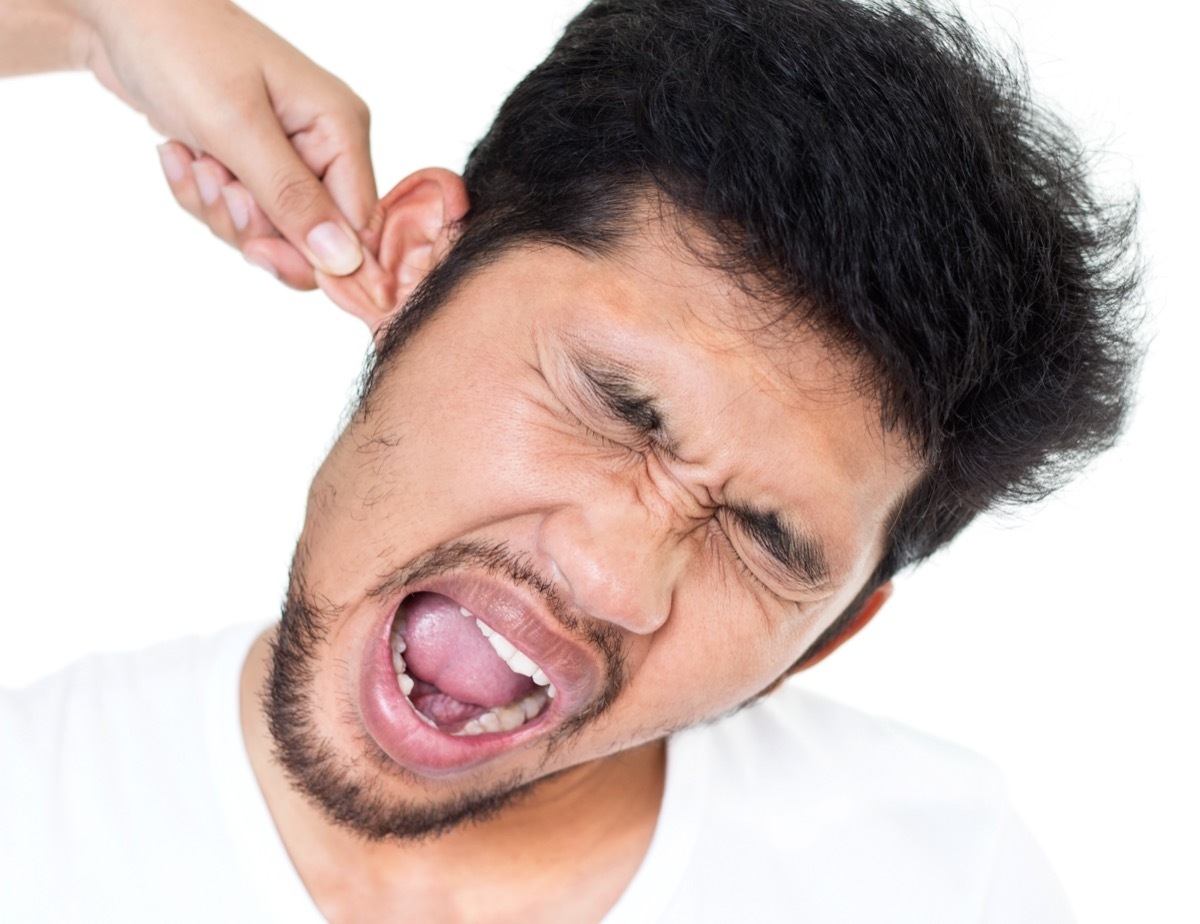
{"left": 358, "top": 573, "right": 605, "bottom": 775}
{"left": 390, "top": 591, "right": 558, "bottom": 736}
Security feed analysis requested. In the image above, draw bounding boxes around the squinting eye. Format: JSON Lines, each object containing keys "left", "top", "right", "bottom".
{"left": 562, "top": 388, "right": 656, "bottom": 453}
{"left": 566, "top": 403, "right": 641, "bottom": 454}
{"left": 713, "top": 515, "right": 775, "bottom": 595}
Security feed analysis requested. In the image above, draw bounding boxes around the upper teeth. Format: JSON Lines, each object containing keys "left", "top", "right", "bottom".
{"left": 473, "top": 616, "right": 555, "bottom": 694}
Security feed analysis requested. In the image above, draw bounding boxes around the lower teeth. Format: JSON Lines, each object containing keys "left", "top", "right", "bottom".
{"left": 453, "top": 688, "right": 550, "bottom": 736}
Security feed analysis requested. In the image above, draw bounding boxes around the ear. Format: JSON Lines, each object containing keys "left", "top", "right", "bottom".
{"left": 790, "top": 581, "right": 893, "bottom": 674}
{"left": 316, "top": 168, "right": 470, "bottom": 334}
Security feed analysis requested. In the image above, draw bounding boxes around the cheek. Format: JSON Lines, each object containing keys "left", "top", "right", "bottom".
{"left": 617, "top": 564, "right": 813, "bottom": 721}
{"left": 328, "top": 373, "right": 588, "bottom": 553}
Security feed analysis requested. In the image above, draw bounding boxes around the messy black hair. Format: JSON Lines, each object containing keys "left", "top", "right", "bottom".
{"left": 367, "top": 0, "right": 1140, "bottom": 665}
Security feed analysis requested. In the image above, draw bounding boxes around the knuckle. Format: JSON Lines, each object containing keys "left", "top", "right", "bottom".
{"left": 323, "top": 105, "right": 370, "bottom": 144}
{"left": 268, "top": 171, "right": 323, "bottom": 219}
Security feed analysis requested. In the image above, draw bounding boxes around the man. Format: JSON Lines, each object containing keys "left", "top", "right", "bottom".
{"left": 0, "top": 0, "right": 1139, "bottom": 920}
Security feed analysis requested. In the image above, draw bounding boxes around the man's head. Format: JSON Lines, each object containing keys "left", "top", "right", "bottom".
{"left": 272, "top": 0, "right": 1139, "bottom": 839}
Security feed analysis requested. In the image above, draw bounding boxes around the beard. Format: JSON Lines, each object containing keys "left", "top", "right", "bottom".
{"left": 262, "top": 539, "right": 628, "bottom": 843}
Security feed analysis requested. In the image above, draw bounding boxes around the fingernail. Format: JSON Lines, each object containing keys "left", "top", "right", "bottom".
{"left": 306, "top": 221, "right": 363, "bottom": 275}
{"left": 221, "top": 186, "right": 251, "bottom": 231}
{"left": 156, "top": 143, "right": 188, "bottom": 185}
{"left": 245, "top": 254, "right": 278, "bottom": 279}
{"left": 192, "top": 162, "right": 221, "bottom": 207}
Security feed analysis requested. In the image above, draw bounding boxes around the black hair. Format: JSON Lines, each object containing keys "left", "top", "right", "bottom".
{"left": 367, "top": 0, "right": 1140, "bottom": 665}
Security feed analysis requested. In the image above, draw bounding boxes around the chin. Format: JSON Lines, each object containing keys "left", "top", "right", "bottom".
{"left": 264, "top": 540, "right": 629, "bottom": 839}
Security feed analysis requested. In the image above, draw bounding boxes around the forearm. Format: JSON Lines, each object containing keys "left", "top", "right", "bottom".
{"left": 0, "top": 0, "right": 92, "bottom": 76}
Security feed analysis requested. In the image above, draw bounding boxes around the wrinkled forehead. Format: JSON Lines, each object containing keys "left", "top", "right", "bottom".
{"left": 368, "top": 202, "right": 922, "bottom": 477}
{"left": 562, "top": 231, "right": 921, "bottom": 539}
{"left": 555, "top": 207, "right": 909, "bottom": 442}
{"left": 370, "top": 194, "right": 892, "bottom": 414}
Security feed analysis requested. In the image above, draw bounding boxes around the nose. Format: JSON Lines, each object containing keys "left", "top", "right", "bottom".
{"left": 536, "top": 488, "right": 690, "bottom": 635}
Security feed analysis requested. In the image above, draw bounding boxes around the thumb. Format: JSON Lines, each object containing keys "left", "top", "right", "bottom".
{"left": 219, "top": 119, "right": 365, "bottom": 277}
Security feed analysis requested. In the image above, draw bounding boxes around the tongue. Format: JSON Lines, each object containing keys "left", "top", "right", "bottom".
{"left": 400, "top": 592, "right": 535, "bottom": 708}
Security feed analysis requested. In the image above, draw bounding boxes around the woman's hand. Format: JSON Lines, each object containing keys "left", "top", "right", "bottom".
{"left": 0, "top": 0, "right": 379, "bottom": 289}
{"left": 79, "top": 0, "right": 377, "bottom": 289}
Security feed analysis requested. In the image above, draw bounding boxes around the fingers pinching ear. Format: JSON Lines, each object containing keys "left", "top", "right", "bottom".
{"left": 216, "top": 116, "right": 366, "bottom": 278}
{"left": 315, "top": 251, "right": 396, "bottom": 332}
{"left": 314, "top": 169, "right": 468, "bottom": 331}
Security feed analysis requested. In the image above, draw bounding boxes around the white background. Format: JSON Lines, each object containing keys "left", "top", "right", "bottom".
{"left": 1, "top": 0, "right": 1195, "bottom": 920}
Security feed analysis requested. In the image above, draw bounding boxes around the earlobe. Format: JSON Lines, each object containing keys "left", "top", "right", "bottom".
{"left": 316, "top": 168, "right": 470, "bottom": 333}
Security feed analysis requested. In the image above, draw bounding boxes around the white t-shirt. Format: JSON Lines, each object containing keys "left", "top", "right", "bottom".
{"left": 0, "top": 624, "right": 1073, "bottom": 922}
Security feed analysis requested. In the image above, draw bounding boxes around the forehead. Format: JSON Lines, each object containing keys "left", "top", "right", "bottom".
{"left": 414, "top": 215, "right": 921, "bottom": 592}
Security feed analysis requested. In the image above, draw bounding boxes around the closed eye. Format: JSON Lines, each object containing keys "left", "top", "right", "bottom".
{"left": 716, "top": 509, "right": 824, "bottom": 604}
{"left": 564, "top": 372, "right": 656, "bottom": 452}
{"left": 570, "top": 352, "right": 679, "bottom": 455}
{"left": 570, "top": 405, "right": 642, "bottom": 453}
{"left": 709, "top": 515, "right": 781, "bottom": 599}
{"left": 580, "top": 366, "right": 661, "bottom": 434}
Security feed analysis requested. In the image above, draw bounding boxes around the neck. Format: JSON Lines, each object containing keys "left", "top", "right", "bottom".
{"left": 240, "top": 629, "right": 666, "bottom": 923}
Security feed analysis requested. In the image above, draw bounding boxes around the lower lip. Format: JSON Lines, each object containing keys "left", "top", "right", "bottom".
{"left": 357, "top": 602, "right": 559, "bottom": 777}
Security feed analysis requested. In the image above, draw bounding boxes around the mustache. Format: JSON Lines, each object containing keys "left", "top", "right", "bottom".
{"left": 367, "top": 539, "right": 571, "bottom": 621}
{"left": 367, "top": 539, "right": 625, "bottom": 664}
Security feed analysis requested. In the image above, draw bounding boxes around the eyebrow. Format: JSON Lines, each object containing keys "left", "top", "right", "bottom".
{"left": 728, "top": 504, "right": 832, "bottom": 592}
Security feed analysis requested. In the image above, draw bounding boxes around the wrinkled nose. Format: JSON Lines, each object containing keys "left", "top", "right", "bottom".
{"left": 536, "top": 494, "right": 688, "bottom": 635}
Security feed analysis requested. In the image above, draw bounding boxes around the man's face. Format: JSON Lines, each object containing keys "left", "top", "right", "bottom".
{"left": 267, "top": 216, "right": 919, "bottom": 838}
